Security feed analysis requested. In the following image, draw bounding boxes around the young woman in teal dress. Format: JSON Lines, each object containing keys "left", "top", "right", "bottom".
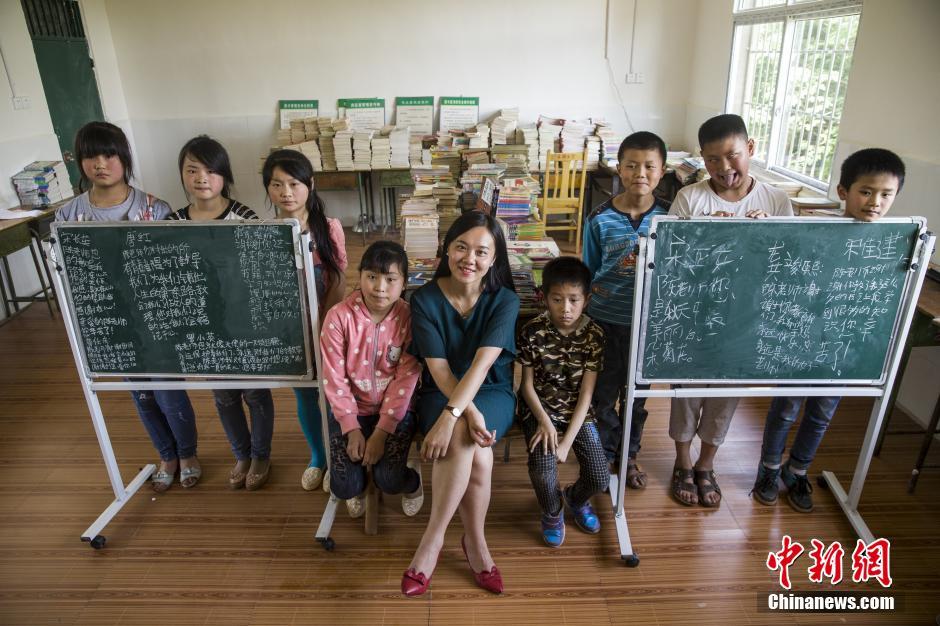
{"left": 401, "top": 211, "right": 519, "bottom": 597}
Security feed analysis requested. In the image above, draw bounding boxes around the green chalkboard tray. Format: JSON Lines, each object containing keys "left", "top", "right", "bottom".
{"left": 636, "top": 217, "right": 927, "bottom": 384}
{"left": 52, "top": 221, "right": 313, "bottom": 379}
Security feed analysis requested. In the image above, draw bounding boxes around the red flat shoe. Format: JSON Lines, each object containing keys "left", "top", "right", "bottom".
{"left": 401, "top": 567, "right": 432, "bottom": 597}
{"left": 460, "top": 535, "right": 503, "bottom": 594}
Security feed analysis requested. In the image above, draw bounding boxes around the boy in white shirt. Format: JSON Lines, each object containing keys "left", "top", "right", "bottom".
{"left": 668, "top": 114, "right": 793, "bottom": 508}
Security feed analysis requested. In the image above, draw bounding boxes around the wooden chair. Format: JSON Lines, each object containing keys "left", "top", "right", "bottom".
{"left": 537, "top": 149, "right": 589, "bottom": 254}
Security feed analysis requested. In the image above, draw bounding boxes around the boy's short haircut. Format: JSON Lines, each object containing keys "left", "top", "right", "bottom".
{"left": 541, "top": 256, "right": 592, "bottom": 296}
{"left": 617, "top": 131, "right": 667, "bottom": 165}
{"left": 698, "top": 113, "right": 749, "bottom": 148}
{"left": 359, "top": 240, "right": 409, "bottom": 280}
{"left": 838, "top": 147, "right": 906, "bottom": 192}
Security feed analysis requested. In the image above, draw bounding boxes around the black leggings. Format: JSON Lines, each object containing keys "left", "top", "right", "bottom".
{"left": 522, "top": 417, "right": 610, "bottom": 516}
{"left": 327, "top": 411, "right": 420, "bottom": 499}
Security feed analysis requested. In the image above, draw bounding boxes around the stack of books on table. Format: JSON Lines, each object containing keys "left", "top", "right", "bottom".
{"left": 303, "top": 117, "right": 319, "bottom": 141}
{"left": 389, "top": 127, "right": 410, "bottom": 169}
{"left": 595, "top": 121, "right": 624, "bottom": 164}
{"left": 12, "top": 161, "right": 73, "bottom": 206}
{"left": 468, "top": 123, "right": 490, "bottom": 149}
{"left": 667, "top": 155, "right": 705, "bottom": 184}
{"left": 490, "top": 115, "right": 517, "bottom": 146}
{"left": 537, "top": 117, "right": 563, "bottom": 171}
{"left": 290, "top": 119, "right": 306, "bottom": 144}
{"left": 584, "top": 135, "right": 601, "bottom": 170}
{"left": 297, "top": 140, "right": 323, "bottom": 171}
{"left": 370, "top": 127, "right": 391, "bottom": 170}
{"left": 276, "top": 128, "right": 291, "bottom": 145}
{"left": 491, "top": 144, "right": 530, "bottom": 171}
{"left": 318, "top": 118, "right": 337, "bottom": 170}
{"left": 433, "top": 182, "right": 460, "bottom": 236}
{"left": 430, "top": 147, "right": 461, "bottom": 179}
{"left": 459, "top": 163, "right": 505, "bottom": 209}
{"left": 353, "top": 130, "right": 374, "bottom": 171}
{"left": 560, "top": 119, "right": 590, "bottom": 155}
{"left": 333, "top": 120, "right": 354, "bottom": 171}
{"left": 517, "top": 126, "right": 539, "bottom": 172}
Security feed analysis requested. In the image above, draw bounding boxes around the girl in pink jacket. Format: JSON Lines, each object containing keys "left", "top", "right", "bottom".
{"left": 320, "top": 241, "right": 424, "bottom": 517}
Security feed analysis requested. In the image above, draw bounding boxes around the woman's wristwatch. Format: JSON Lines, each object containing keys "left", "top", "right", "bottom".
{"left": 444, "top": 405, "right": 463, "bottom": 419}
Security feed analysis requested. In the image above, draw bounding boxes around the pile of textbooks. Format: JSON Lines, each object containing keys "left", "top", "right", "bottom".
{"left": 11, "top": 161, "right": 73, "bottom": 206}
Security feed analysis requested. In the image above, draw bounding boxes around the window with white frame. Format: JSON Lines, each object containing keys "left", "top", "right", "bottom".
{"left": 726, "top": 0, "right": 861, "bottom": 188}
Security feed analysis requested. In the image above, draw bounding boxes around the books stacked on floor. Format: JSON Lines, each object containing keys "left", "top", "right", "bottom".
{"left": 537, "top": 118, "right": 563, "bottom": 171}
{"left": 276, "top": 128, "right": 291, "bottom": 145}
{"left": 461, "top": 148, "right": 490, "bottom": 169}
{"left": 289, "top": 119, "right": 306, "bottom": 144}
{"left": 401, "top": 196, "right": 440, "bottom": 260}
{"left": 318, "top": 118, "right": 337, "bottom": 170}
{"left": 430, "top": 147, "right": 461, "bottom": 179}
{"left": 303, "top": 117, "right": 319, "bottom": 141}
{"left": 409, "top": 134, "right": 429, "bottom": 167}
{"left": 407, "top": 257, "right": 439, "bottom": 290}
{"left": 12, "top": 161, "right": 73, "bottom": 206}
{"left": 389, "top": 127, "right": 410, "bottom": 169}
{"left": 506, "top": 239, "right": 560, "bottom": 317}
{"left": 517, "top": 126, "right": 539, "bottom": 172}
{"left": 490, "top": 115, "right": 517, "bottom": 146}
{"left": 434, "top": 182, "right": 461, "bottom": 236}
{"left": 353, "top": 130, "right": 374, "bottom": 171}
{"left": 494, "top": 178, "right": 534, "bottom": 227}
{"left": 333, "top": 125, "right": 354, "bottom": 171}
{"left": 491, "top": 144, "right": 530, "bottom": 171}
{"left": 459, "top": 163, "right": 505, "bottom": 210}
{"left": 595, "top": 121, "right": 624, "bottom": 165}
{"left": 468, "top": 123, "right": 490, "bottom": 149}
{"left": 370, "top": 127, "right": 391, "bottom": 169}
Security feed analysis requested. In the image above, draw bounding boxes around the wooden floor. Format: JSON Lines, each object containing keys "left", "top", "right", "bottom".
{"left": 1, "top": 230, "right": 939, "bottom": 625}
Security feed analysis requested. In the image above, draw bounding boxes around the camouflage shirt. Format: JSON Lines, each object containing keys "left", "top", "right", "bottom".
{"left": 517, "top": 311, "right": 604, "bottom": 426}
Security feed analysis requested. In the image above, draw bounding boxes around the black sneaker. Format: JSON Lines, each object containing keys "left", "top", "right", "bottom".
{"left": 781, "top": 463, "right": 815, "bottom": 513}
{"left": 750, "top": 463, "right": 781, "bottom": 506}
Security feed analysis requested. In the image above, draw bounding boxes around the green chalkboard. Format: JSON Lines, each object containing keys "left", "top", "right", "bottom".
{"left": 53, "top": 221, "right": 312, "bottom": 378}
{"left": 637, "top": 217, "right": 925, "bottom": 383}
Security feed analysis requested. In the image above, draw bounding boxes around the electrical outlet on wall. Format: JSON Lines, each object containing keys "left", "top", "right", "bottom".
{"left": 12, "top": 96, "right": 31, "bottom": 110}
{"left": 625, "top": 73, "right": 644, "bottom": 84}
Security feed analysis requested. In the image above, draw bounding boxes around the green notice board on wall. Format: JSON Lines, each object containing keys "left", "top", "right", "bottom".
{"left": 637, "top": 217, "right": 925, "bottom": 383}
{"left": 53, "top": 221, "right": 312, "bottom": 378}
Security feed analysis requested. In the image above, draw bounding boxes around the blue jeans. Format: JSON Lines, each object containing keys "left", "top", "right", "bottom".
{"left": 131, "top": 389, "right": 198, "bottom": 461}
{"left": 760, "top": 396, "right": 842, "bottom": 471}
{"left": 591, "top": 319, "right": 649, "bottom": 462}
{"left": 327, "top": 412, "right": 420, "bottom": 499}
{"left": 213, "top": 389, "right": 275, "bottom": 460}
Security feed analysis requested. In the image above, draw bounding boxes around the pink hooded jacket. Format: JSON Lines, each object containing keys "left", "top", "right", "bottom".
{"left": 320, "top": 291, "right": 420, "bottom": 434}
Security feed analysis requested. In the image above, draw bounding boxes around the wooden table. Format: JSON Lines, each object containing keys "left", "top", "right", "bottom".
{"left": 0, "top": 204, "right": 60, "bottom": 322}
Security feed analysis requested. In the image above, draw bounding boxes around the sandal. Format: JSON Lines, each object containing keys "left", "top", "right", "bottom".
{"left": 694, "top": 469, "right": 722, "bottom": 508}
{"left": 151, "top": 468, "right": 175, "bottom": 493}
{"left": 626, "top": 460, "right": 648, "bottom": 490}
{"left": 180, "top": 464, "right": 202, "bottom": 488}
{"left": 671, "top": 466, "right": 698, "bottom": 506}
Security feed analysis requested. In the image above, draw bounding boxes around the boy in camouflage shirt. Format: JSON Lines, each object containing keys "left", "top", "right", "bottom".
{"left": 517, "top": 257, "right": 609, "bottom": 547}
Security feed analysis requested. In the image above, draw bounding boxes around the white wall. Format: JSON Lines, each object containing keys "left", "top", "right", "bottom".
{"left": 0, "top": 0, "right": 63, "bottom": 320}
{"left": 683, "top": 0, "right": 733, "bottom": 151}
{"left": 93, "top": 0, "right": 699, "bottom": 220}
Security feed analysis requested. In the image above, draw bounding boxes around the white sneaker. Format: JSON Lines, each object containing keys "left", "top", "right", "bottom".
{"left": 401, "top": 459, "right": 424, "bottom": 517}
{"left": 346, "top": 494, "right": 366, "bottom": 518}
{"left": 301, "top": 466, "right": 323, "bottom": 491}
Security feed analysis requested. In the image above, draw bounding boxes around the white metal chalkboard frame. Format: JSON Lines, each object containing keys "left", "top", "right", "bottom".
{"left": 47, "top": 223, "right": 331, "bottom": 549}
{"left": 51, "top": 220, "right": 315, "bottom": 380}
{"left": 608, "top": 217, "right": 935, "bottom": 567}
{"left": 635, "top": 216, "right": 928, "bottom": 386}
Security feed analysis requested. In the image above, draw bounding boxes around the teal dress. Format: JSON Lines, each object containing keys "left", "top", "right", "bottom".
{"left": 410, "top": 281, "right": 519, "bottom": 441}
